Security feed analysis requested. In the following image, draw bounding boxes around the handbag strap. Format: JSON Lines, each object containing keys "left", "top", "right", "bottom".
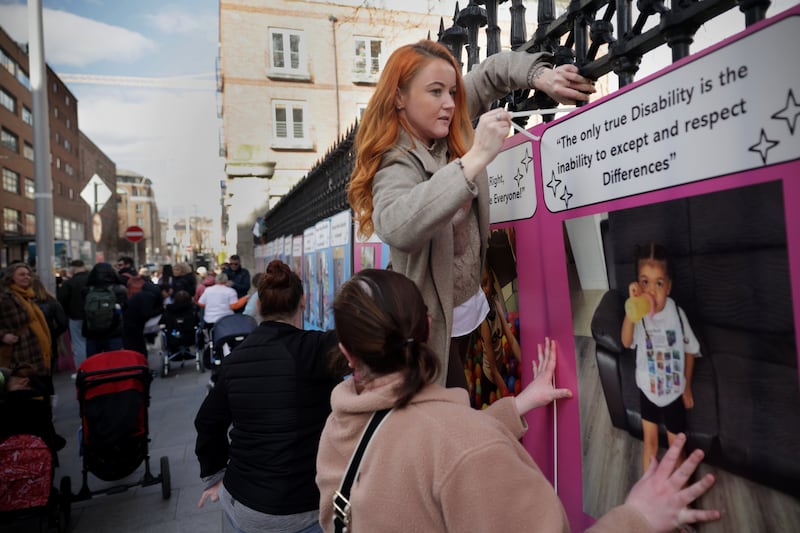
{"left": 333, "top": 408, "right": 391, "bottom": 533}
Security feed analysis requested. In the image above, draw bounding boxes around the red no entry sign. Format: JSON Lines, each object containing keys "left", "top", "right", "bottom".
{"left": 125, "top": 225, "right": 145, "bottom": 242}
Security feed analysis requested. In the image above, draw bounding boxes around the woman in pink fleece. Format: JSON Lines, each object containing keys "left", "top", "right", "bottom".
{"left": 316, "top": 269, "right": 720, "bottom": 533}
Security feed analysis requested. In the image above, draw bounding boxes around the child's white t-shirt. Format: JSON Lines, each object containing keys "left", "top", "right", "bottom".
{"left": 632, "top": 297, "right": 701, "bottom": 407}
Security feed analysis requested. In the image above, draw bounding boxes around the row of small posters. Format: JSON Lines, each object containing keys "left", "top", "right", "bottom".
{"left": 255, "top": 210, "right": 392, "bottom": 332}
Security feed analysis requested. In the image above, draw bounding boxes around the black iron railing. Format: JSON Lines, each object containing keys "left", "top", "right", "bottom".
{"left": 261, "top": 0, "right": 774, "bottom": 238}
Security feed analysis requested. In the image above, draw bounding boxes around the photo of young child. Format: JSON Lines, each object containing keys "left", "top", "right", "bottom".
{"left": 620, "top": 243, "right": 701, "bottom": 472}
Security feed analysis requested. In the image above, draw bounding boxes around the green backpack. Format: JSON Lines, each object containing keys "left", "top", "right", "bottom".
{"left": 84, "top": 286, "right": 117, "bottom": 332}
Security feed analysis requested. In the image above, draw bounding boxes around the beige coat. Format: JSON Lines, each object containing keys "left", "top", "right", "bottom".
{"left": 371, "top": 51, "right": 551, "bottom": 384}
{"left": 316, "top": 376, "right": 654, "bottom": 532}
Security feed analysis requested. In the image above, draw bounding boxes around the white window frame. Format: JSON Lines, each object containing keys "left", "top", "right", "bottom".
{"left": 267, "top": 28, "right": 309, "bottom": 81}
{"left": 271, "top": 100, "right": 312, "bottom": 150}
{"left": 22, "top": 106, "right": 32, "bottom": 125}
{"left": 0, "top": 48, "right": 16, "bottom": 77}
{"left": 3, "top": 207, "right": 20, "bottom": 233}
{"left": 353, "top": 36, "right": 384, "bottom": 84}
{"left": 54, "top": 216, "right": 65, "bottom": 239}
{"left": 1, "top": 128, "right": 18, "bottom": 152}
{"left": 0, "top": 87, "right": 15, "bottom": 113}
{"left": 3, "top": 168, "right": 20, "bottom": 194}
{"left": 24, "top": 178, "right": 34, "bottom": 199}
{"left": 24, "top": 213, "right": 35, "bottom": 234}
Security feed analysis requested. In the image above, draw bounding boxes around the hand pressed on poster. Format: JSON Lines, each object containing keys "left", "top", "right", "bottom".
{"left": 624, "top": 433, "right": 720, "bottom": 532}
{"left": 513, "top": 337, "right": 573, "bottom": 416}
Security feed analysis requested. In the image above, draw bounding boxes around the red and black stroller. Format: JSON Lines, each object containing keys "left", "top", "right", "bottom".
{"left": 0, "top": 373, "right": 71, "bottom": 532}
{"left": 0, "top": 435, "right": 71, "bottom": 532}
{"left": 70, "top": 350, "right": 170, "bottom": 501}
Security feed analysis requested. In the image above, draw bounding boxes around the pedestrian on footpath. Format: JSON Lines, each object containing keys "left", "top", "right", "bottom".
{"left": 222, "top": 255, "right": 250, "bottom": 299}
{"left": 57, "top": 260, "right": 89, "bottom": 376}
{"left": 195, "top": 260, "right": 341, "bottom": 533}
{"left": 83, "top": 262, "right": 127, "bottom": 357}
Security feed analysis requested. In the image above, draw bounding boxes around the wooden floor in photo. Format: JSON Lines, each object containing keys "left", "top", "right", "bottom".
{"left": 575, "top": 335, "right": 800, "bottom": 532}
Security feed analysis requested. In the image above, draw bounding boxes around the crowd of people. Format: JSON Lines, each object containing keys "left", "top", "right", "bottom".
{"left": 0, "top": 254, "right": 253, "bottom": 383}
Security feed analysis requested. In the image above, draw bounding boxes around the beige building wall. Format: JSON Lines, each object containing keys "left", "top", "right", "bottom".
{"left": 115, "top": 168, "right": 162, "bottom": 266}
{"left": 218, "top": 0, "right": 549, "bottom": 266}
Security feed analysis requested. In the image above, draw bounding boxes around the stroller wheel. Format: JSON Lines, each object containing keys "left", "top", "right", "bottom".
{"left": 160, "top": 456, "right": 171, "bottom": 500}
{"left": 201, "top": 345, "right": 212, "bottom": 371}
{"left": 58, "top": 476, "right": 72, "bottom": 532}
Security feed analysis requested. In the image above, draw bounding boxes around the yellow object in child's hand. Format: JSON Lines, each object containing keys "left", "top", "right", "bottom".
{"left": 625, "top": 294, "right": 654, "bottom": 322}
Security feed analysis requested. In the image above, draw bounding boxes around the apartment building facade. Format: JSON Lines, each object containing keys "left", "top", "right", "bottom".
{"left": 78, "top": 130, "right": 118, "bottom": 263}
{"left": 217, "top": 0, "right": 453, "bottom": 265}
{"left": 1, "top": 25, "right": 91, "bottom": 268}
{"left": 116, "top": 168, "right": 162, "bottom": 266}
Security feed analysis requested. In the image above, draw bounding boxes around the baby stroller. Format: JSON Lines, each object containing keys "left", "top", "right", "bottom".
{"left": 0, "top": 434, "right": 71, "bottom": 532}
{"left": 0, "top": 368, "right": 71, "bottom": 532}
{"left": 159, "top": 302, "right": 201, "bottom": 377}
{"left": 204, "top": 314, "right": 257, "bottom": 385}
{"left": 70, "top": 350, "right": 171, "bottom": 502}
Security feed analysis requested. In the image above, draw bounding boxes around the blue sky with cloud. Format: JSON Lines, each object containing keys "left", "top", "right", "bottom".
{"left": 0, "top": 0, "right": 222, "bottom": 218}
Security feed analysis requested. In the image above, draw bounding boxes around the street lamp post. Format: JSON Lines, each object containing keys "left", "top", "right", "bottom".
{"left": 28, "top": 0, "right": 55, "bottom": 292}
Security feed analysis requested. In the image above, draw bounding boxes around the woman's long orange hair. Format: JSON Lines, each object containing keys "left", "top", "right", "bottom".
{"left": 348, "top": 40, "right": 474, "bottom": 239}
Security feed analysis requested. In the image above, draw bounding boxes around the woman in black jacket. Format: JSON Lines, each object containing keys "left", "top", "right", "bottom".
{"left": 194, "top": 259, "right": 341, "bottom": 533}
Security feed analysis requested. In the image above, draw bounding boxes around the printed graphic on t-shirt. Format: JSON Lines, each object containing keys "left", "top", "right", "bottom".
{"left": 646, "top": 329, "right": 682, "bottom": 397}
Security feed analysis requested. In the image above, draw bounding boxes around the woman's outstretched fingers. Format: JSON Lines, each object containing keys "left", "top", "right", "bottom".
{"left": 624, "top": 432, "right": 720, "bottom": 532}
{"left": 655, "top": 432, "right": 687, "bottom": 477}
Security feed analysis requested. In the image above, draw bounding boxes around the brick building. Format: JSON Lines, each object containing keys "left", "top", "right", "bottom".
{"left": 1, "top": 25, "right": 90, "bottom": 268}
{"left": 116, "top": 168, "right": 162, "bottom": 266}
{"left": 78, "top": 130, "right": 118, "bottom": 263}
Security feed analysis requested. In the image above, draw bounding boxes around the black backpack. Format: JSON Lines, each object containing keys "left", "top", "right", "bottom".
{"left": 84, "top": 286, "right": 117, "bottom": 332}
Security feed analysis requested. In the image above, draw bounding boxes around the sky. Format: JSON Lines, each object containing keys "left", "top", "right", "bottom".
{"left": 0, "top": 0, "right": 222, "bottom": 220}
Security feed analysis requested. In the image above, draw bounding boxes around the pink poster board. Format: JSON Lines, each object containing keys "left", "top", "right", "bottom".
{"left": 491, "top": 8, "right": 800, "bottom": 530}
{"left": 353, "top": 220, "right": 391, "bottom": 272}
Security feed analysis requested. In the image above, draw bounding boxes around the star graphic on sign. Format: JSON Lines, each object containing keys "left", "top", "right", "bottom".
{"left": 547, "top": 171, "right": 561, "bottom": 197}
{"left": 771, "top": 89, "right": 800, "bottom": 135}
{"left": 560, "top": 185, "right": 573, "bottom": 208}
{"left": 513, "top": 168, "right": 524, "bottom": 188}
{"left": 748, "top": 128, "right": 779, "bottom": 165}
{"left": 520, "top": 149, "right": 533, "bottom": 172}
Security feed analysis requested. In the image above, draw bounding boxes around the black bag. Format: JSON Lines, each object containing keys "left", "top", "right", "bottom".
{"left": 84, "top": 286, "right": 117, "bottom": 332}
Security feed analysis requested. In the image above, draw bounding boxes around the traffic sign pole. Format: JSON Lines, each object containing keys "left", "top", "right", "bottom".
{"left": 124, "top": 225, "right": 145, "bottom": 267}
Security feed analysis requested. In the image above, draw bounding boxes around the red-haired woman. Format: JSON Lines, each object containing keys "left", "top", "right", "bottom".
{"left": 195, "top": 260, "right": 340, "bottom": 533}
{"left": 347, "top": 40, "right": 594, "bottom": 388}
